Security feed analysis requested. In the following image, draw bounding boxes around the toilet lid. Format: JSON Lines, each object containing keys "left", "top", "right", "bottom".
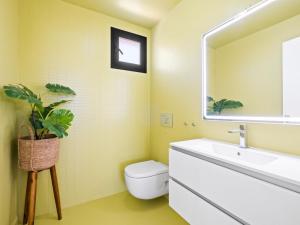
{"left": 125, "top": 160, "right": 168, "bottom": 178}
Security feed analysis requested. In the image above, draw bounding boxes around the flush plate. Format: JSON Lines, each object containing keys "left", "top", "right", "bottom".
{"left": 160, "top": 113, "right": 173, "bottom": 128}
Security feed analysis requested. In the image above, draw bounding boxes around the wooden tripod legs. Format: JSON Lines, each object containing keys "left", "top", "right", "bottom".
{"left": 23, "top": 171, "right": 37, "bottom": 225}
{"left": 23, "top": 166, "right": 62, "bottom": 225}
{"left": 50, "top": 166, "right": 62, "bottom": 220}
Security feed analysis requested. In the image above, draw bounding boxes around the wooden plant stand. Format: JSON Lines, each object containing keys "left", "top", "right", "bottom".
{"left": 23, "top": 165, "right": 62, "bottom": 225}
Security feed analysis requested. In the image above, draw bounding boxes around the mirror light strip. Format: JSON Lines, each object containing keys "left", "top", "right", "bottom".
{"left": 201, "top": 0, "right": 300, "bottom": 124}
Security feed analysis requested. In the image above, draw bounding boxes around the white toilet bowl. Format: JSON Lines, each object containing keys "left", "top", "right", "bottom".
{"left": 125, "top": 160, "right": 169, "bottom": 200}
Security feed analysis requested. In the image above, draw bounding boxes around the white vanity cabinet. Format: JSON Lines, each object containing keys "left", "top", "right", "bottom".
{"left": 169, "top": 179, "right": 241, "bottom": 225}
{"left": 169, "top": 139, "right": 300, "bottom": 225}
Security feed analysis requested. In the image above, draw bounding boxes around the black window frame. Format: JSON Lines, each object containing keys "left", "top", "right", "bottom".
{"left": 111, "top": 27, "right": 147, "bottom": 73}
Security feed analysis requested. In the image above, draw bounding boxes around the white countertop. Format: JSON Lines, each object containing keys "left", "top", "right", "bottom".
{"left": 170, "top": 138, "right": 300, "bottom": 192}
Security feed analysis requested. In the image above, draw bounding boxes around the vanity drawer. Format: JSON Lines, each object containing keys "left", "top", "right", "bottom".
{"left": 169, "top": 149, "right": 300, "bottom": 225}
{"left": 169, "top": 179, "right": 241, "bottom": 225}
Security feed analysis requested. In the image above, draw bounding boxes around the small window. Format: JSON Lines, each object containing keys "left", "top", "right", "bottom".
{"left": 111, "top": 27, "right": 147, "bottom": 73}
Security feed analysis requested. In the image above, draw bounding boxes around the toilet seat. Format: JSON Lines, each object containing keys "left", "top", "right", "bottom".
{"left": 125, "top": 160, "right": 168, "bottom": 179}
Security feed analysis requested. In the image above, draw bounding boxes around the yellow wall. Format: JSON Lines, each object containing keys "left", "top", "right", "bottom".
{"left": 213, "top": 13, "right": 300, "bottom": 116}
{"left": 151, "top": 0, "right": 300, "bottom": 164}
{"left": 0, "top": 0, "right": 19, "bottom": 224}
{"left": 18, "top": 0, "right": 151, "bottom": 217}
{"left": 5, "top": 0, "right": 300, "bottom": 222}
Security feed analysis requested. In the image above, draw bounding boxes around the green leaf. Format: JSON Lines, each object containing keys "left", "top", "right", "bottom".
{"left": 46, "top": 83, "right": 76, "bottom": 95}
{"left": 222, "top": 100, "right": 243, "bottom": 110}
{"left": 19, "top": 84, "right": 38, "bottom": 99}
{"left": 213, "top": 99, "right": 227, "bottom": 114}
{"left": 3, "top": 84, "right": 42, "bottom": 106}
{"left": 210, "top": 98, "right": 243, "bottom": 114}
{"left": 40, "top": 109, "right": 74, "bottom": 138}
{"left": 43, "top": 100, "right": 71, "bottom": 119}
{"left": 48, "top": 100, "right": 71, "bottom": 108}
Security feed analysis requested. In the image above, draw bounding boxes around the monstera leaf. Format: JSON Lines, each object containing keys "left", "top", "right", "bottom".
{"left": 46, "top": 83, "right": 76, "bottom": 95}
{"left": 30, "top": 100, "right": 72, "bottom": 134}
{"left": 3, "top": 84, "right": 42, "bottom": 106}
{"left": 48, "top": 100, "right": 71, "bottom": 108}
{"left": 41, "top": 109, "right": 74, "bottom": 138}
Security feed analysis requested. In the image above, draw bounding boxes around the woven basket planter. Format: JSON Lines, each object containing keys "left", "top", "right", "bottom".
{"left": 18, "top": 125, "right": 60, "bottom": 171}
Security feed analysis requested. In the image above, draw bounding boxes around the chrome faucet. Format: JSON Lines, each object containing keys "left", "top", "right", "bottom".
{"left": 228, "top": 124, "right": 247, "bottom": 148}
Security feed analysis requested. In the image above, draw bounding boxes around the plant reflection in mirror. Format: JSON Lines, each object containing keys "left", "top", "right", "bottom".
{"left": 207, "top": 96, "right": 243, "bottom": 115}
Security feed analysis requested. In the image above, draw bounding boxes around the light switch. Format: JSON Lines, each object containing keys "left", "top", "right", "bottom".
{"left": 160, "top": 113, "right": 173, "bottom": 128}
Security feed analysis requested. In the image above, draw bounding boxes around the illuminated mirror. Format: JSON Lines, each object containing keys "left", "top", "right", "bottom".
{"left": 202, "top": 0, "right": 300, "bottom": 124}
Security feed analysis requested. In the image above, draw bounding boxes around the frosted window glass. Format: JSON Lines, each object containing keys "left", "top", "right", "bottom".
{"left": 118, "top": 37, "right": 141, "bottom": 65}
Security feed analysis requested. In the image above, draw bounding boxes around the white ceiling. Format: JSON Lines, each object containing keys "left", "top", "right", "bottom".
{"left": 62, "top": 0, "right": 182, "bottom": 28}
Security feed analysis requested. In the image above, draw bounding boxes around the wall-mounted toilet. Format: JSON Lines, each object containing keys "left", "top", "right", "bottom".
{"left": 125, "top": 160, "right": 169, "bottom": 200}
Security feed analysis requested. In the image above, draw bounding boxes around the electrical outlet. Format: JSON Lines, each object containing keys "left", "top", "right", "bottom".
{"left": 160, "top": 113, "right": 173, "bottom": 128}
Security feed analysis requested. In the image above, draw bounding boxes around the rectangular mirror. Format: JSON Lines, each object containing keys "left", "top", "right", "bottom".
{"left": 202, "top": 0, "right": 300, "bottom": 124}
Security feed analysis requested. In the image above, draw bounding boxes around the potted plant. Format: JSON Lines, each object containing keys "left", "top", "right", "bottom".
{"left": 3, "top": 83, "right": 76, "bottom": 171}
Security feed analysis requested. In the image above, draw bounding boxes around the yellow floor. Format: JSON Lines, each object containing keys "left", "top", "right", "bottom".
{"left": 35, "top": 192, "right": 188, "bottom": 225}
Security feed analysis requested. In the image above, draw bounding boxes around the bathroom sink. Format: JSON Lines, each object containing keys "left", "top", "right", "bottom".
{"left": 212, "top": 143, "right": 277, "bottom": 165}
{"left": 170, "top": 138, "right": 300, "bottom": 194}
